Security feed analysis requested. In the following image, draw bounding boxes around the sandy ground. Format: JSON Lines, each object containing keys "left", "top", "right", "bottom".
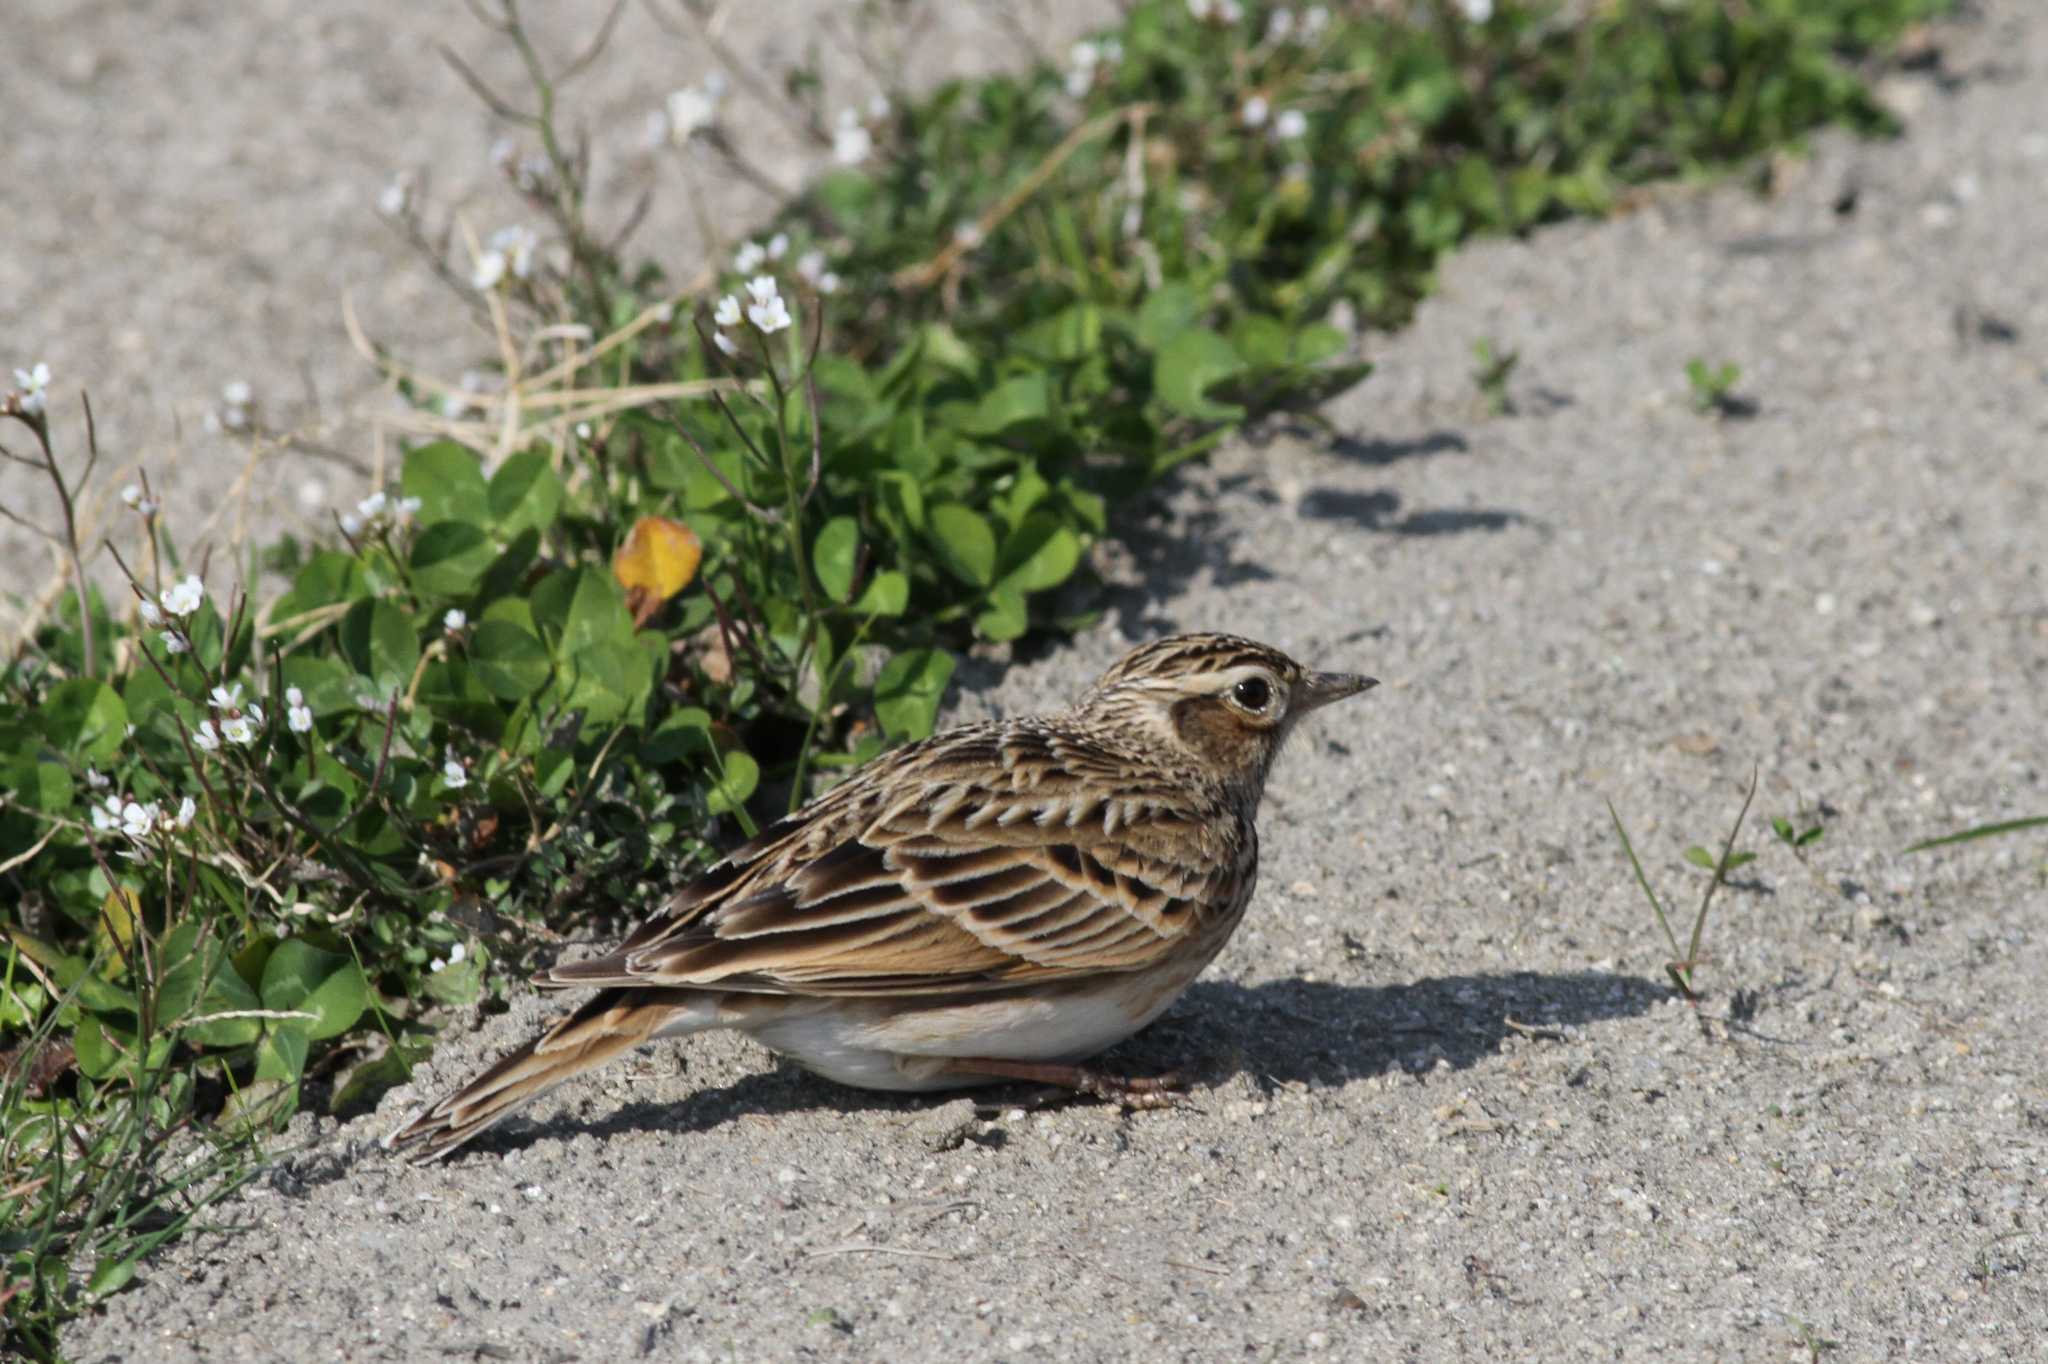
{"left": 23, "top": 0, "right": 2048, "bottom": 1359}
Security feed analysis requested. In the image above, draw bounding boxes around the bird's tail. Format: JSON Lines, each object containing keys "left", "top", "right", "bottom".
{"left": 384, "top": 988, "right": 708, "bottom": 1163}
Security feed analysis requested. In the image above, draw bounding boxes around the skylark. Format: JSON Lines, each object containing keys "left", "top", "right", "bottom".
{"left": 387, "top": 632, "right": 1375, "bottom": 1161}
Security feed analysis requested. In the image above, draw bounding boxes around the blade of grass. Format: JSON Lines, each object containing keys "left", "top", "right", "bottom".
{"left": 1606, "top": 799, "right": 1693, "bottom": 998}
{"left": 1904, "top": 815, "right": 2048, "bottom": 853}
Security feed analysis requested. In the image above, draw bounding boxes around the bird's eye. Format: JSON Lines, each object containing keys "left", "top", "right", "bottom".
{"left": 1231, "top": 676, "right": 1272, "bottom": 712}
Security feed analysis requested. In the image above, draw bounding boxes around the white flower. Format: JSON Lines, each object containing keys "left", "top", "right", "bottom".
{"left": 652, "top": 301, "right": 676, "bottom": 324}
{"left": 162, "top": 631, "right": 189, "bottom": 655}
{"left": 138, "top": 599, "right": 164, "bottom": 628}
{"left": 1460, "top": 0, "right": 1494, "bottom": 21}
{"left": 665, "top": 83, "right": 720, "bottom": 142}
{"left": 339, "top": 512, "right": 365, "bottom": 537}
{"left": 713, "top": 332, "right": 739, "bottom": 357}
{"left": 953, "top": 221, "right": 984, "bottom": 249}
{"left": 490, "top": 226, "right": 538, "bottom": 280}
{"left": 221, "top": 714, "right": 258, "bottom": 745}
{"left": 1242, "top": 95, "right": 1270, "bottom": 128}
{"left": 795, "top": 251, "right": 841, "bottom": 295}
{"left": 442, "top": 759, "right": 468, "bottom": 790}
{"left": 1066, "top": 40, "right": 1101, "bottom": 97}
{"left": 396, "top": 495, "right": 422, "bottom": 522}
{"left": 13, "top": 362, "right": 50, "bottom": 416}
{"left": 1267, "top": 8, "right": 1295, "bottom": 41}
{"left": 161, "top": 574, "right": 204, "bottom": 618}
{"left": 444, "top": 608, "right": 467, "bottom": 632}
{"left": 1303, "top": 6, "right": 1330, "bottom": 38}
{"left": 357, "top": 490, "right": 388, "bottom": 522}
{"left": 1274, "top": 109, "right": 1308, "bottom": 140}
{"left": 92, "top": 795, "right": 122, "bottom": 831}
{"left": 832, "top": 110, "right": 873, "bottom": 166}
{"left": 120, "top": 801, "right": 158, "bottom": 840}
{"left": 745, "top": 275, "right": 791, "bottom": 332}
{"left": 471, "top": 250, "right": 508, "bottom": 291}
{"left": 766, "top": 233, "right": 788, "bottom": 261}
{"left": 733, "top": 240, "right": 767, "bottom": 273}
{"left": 816, "top": 272, "right": 841, "bottom": 295}
{"left": 222, "top": 380, "right": 252, "bottom": 408}
{"left": 87, "top": 768, "right": 110, "bottom": 790}
{"left": 448, "top": 942, "right": 467, "bottom": 965}
{"left": 430, "top": 956, "right": 446, "bottom": 973}
{"left": 192, "top": 720, "right": 221, "bottom": 752}
{"left": 714, "top": 294, "right": 743, "bottom": 328}
{"left": 1187, "top": 0, "right": 1213, "bottom": 17}
{"left": 210, "top": 683, "right": 243, "bottom": 710}
{"left": 174, "top": 796, "right": 197, "bottom": 830}
{"left": 574, "top": 422, "right": 591, "bottom": 441}
{"left": 287, "top": 686, "right": 313, "bottom": 733}
{"left": 121, "top": 484, "right": 142, "bottom": 508}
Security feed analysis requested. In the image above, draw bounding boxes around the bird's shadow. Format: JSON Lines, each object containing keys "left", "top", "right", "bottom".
{"left": 458, "top": 969, "right": 1665, "bottom": 1160}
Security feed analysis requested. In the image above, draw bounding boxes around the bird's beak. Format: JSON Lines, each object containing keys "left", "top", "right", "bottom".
{"left": 1297, "top": 671, "right": 1378, "bottom": 712}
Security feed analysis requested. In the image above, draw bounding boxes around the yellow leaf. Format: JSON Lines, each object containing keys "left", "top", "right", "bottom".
{"left": 94, "top": 886, "right": 142, "bottom": 975}
{"left": 613, "top": 516, "right": 702, "bottom": 603}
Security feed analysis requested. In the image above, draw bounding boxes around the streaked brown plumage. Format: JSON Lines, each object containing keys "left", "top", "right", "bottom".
{"left": 386, "top": 633, "right": 1375, "bottom": 1162}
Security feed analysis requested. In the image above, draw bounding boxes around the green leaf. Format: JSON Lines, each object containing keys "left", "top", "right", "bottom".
{"left": 87, "top": 1254, "right": 138, "bottom": 1299}
{"left": 422, "top": 954, "right": 483, "bottom": 1005}
{"left": 469, "top": 620, "right": 552, "bottom": 700}
{"left": 401, "top": 441, "right": 490, "bottom": 526}
{"left": 488, "top": 449, "right": 565, "bottom": 535}
{"left": 1018, "top": 303, "right": 1102, "bottom": 363}
{"left": 1, "top": 759, "right": 74, "bottom": 813}
{"left": 975, "top": 584, "right": 1029, "bottom": 642}
{"left": 260, "top": 939, "right": 368, "bottom": 1040}
{"left": 39, "top": 679, "right": 128, "bottom": 763}
{"left": 409, "top": 521, "right": 495, "bottom": 598}
{"left": 926, "top": 504, "right": 997, "bottom": 588}
{"left": 997, "top": 514, "right": 1083, "bottom": 593}
{"left": 873, "top": 647, "right": 956, "bottom": 741}
{"left": 255, "top": 1022, "right": 310, "bottom": 1084}
{"left": 964, "top": 373, "right": 1053, "bottom": 436}
{"left": 1136, "top": 282, "right": 1202, "bottom": 350}
{"left": 812, "top": 516, "right": 861, "bottom": 602}
{"left": 560, "top": 567, "right": 635, "bottom": 655}
{"left": 184, "top": 953, "right": 263, "bottom": 1047}
{"left": 340, "top": 599, "right": 419, "bottom": 694}
{"left": 1155, "top": 329, "right": 1246, "bottom": 421}
{"left": 853, "top": 570, "right": 909, "bottom": 618}
{"left": 705, "top": 749, "right": 760, "bottom": 815}
{"left": 641, "top": 707, "right": 715, "bottom": 765}
{"left": 1683, "top": 847, "right": 1715, "bottom": 870}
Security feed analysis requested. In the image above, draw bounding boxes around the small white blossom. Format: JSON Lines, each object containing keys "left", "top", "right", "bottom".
{"left": 733, "top": 240, "right": 767, "bottom": 273}
{"left": 210, "top": 683, "right": 243, "bottom": 711}
{"left": 221, "top": 714, "right": 258, "bottom": 745}
{"left": 174, "top": 796, "right": 197, "bottom": 830}
{"left": 92, "top": 796, "right": 122, "bottom": 832}
{"left": 121, "top": 484, "right": 143, "bottom": 508}
{"left": 138, "top": 599, "right": 164, "bottom": 628}
{"left": 714, "top": 294, "right": 743, "bottom": 328}
{"left": 490, "top": 226, "right": 538, "bottom": 280}
{"left": 444, "top": 608, "right": 467, "bottom": 633}
{"left": 1067, "top": 40, "right": 1102, "bottom": 97}
{"left": 377, "top": 175, "right": 412, "bottom": 217}
{"left": 1267, "top": 8, "right": 1295, "bottom": 41}
{"left": 442, "top": 759, "right": 468, "bottom": 790}
{"left": 161, "top": 575, "right": 205, "bottom": 618}
{"left": 745, "top": 276, "right": 791, "bottom": 333}
{"left": 953, "top": 221, "right": 984, "bottom": 249}
{"left": 766, "top": 233, "right": 789, "bottom": 261}
{"left": 357, "top": 490, "right": 388, "bottom": 522}
{"left": 665, "top": 83, "right": 721, "bottom": 143}
{"left": 222, "top": 380, "right": 252, "bottom": 407}
{"left": 795, "top": 251, "right": 841, "bottom": 295}
{"left": 192, "top": 720, "right": 221, "bottom": 752}
{"left": 448, "top": 942, "right": 467, "bottom": 965}
{"left": 162, "top": 632, "right": 189, "bottom": 655}
{"left": 120, "top": 801, "right": 159, "bottom": 840}
{"left": 339, "top": 512, "right": 365, "bottom": 537}
{"left": 1274, "top": 108, "right": 1308, "bottom": 140}
{"left": 396, "top": 495, "right": 422, "bottom": 522}
{"left": 430, "top": 956, "right": 447, "bottom": 973}
{"left": 1242, "top": 95, "right": 1270, "bottom": 128}
{"left": 1460, "top": 0, "right": 1494, "bottom": 21}
{"left": 13, "top": 362, "right": 50, "bottom": 416}
{"left": 471, "top": 250, "right": 508, "bottom": 291}
{"left": 287, "top": 686, "right": 313, "bottom": 733}
{"left": 713, "top": 332, "right": 740, "bottom": 357}
{"left": 1303, "top": 6, "right": 1330, "bottom": 38}
{"left": 574, "top": 422, "right": 592, "bottom": 441}
{"left": 832, "top": 109, "right": 873, "bottom": 166}
{"left": 87, "top": 768, "right": 110, "bottom": 790}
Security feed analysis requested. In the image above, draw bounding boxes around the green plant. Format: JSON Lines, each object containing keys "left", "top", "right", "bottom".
{"left": 1607, "top": 768, "right": 1758, "bottom": 1000}
{"left": 1685, "top": 357, "right": 1744, "bottom": 415}
{"left": 1904, "top": 815, "right": 2048, "bottom": 853}
{"left": 1471, "top": 339, "right": 1520, "bottom": 416}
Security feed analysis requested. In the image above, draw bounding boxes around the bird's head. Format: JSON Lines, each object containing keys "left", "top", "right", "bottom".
{"left": 1074, "top": 633, "right": 1376, "bottom": 796}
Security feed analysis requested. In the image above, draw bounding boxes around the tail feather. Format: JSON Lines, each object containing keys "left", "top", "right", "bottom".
{"left": 384, "top": 988, "right": 705, "bottom": 1163}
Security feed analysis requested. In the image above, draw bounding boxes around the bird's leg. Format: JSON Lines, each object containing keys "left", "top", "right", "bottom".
{"left": 938, "top": 1057, "right": 1189, "bottom": 1110}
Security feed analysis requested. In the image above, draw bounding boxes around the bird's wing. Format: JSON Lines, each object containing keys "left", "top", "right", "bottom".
{"left": 543, "top": 722, "right": 1245, "bottom": 997}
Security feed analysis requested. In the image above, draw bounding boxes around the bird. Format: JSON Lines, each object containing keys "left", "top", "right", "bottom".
{"left": 385, "top": 632, "right": 1376, "bottom": 1162}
